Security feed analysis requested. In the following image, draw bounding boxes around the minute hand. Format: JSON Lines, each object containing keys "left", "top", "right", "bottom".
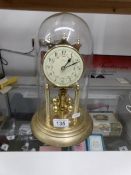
{"left": 65, "top": 61, "right": 80, "bottom": 68}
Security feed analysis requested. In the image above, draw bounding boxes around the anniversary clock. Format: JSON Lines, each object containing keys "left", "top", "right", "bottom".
{"left": 31, "top": 13, "right": 93, "bottom": 147}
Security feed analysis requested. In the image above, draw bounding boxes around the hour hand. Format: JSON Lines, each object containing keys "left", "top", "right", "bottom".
{"left": 61, "top": 58, "right": 71, "bottom": 71}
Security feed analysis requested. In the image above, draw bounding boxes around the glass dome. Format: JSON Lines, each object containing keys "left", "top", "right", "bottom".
{"left": 32, "top": 12, "right": 94, "bottom": 147}
{"left": 38, "top": 12, "right": 93, "bottom": 55}
{"left": 37, "top": 13, "right": 93, "bottom": 107}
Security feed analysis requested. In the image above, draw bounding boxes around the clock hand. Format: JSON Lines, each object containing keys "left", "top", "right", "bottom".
{"left": 64, "top": 61, "right": 80, "bottom": 69}
{"left": 61, "top": 58, "right": 71, "bottom": 71}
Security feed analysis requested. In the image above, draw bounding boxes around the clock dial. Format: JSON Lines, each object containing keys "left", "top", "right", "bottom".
{"left": 43, "top": 45, "right": 83, "bottom": 87}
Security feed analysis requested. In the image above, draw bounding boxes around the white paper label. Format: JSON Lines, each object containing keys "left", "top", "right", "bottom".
{"left": 0, "top": 86, "right": 12, "bottom": 94}
{"left": 6, "top": 135, "right": 15, "bottom": 140}
{"left": 1, "top": 144, "right": 9, "bottom": 151}
{"left": 72, "top": 112, "right": 80, "bottom": 119}
{"left": 53, "top": 119, "right": 69, "bottom": 128}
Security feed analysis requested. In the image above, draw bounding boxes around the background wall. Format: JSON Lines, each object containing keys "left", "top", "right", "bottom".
{"left": 0, "top": 10, "right": 131, "bottom": 75}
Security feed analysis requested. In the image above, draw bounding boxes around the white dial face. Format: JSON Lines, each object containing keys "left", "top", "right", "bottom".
{"left": 43, "top": 45, "right": 83, "bottom": 87}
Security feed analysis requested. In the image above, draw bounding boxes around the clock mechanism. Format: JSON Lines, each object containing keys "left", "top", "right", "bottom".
{"left": 31, "top": 13, "right": 93, "bottom": 147}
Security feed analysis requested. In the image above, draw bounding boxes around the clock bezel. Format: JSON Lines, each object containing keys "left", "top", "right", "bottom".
{"left": 43, "top": 44, "right": 84, "bottom": 87}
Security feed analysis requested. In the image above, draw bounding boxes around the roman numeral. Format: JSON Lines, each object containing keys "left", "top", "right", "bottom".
{"left": 55, "top": 52, "right": 58, "bottom": 57}
{"left": 62, "top": 50, "right": 66, "bottom": 56}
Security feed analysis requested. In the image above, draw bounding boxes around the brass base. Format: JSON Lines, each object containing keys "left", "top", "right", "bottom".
{"left": 31, "top": 108, "right": 93, "bottom": 147}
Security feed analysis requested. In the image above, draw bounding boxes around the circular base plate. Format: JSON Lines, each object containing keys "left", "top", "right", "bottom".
{"left": 31, "top": 109, "right": 93, "bottom": 147}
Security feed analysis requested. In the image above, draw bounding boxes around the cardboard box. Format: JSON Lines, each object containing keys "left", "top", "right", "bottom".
{"left": 90, "top": 112, "right": 122, "bottom": 136}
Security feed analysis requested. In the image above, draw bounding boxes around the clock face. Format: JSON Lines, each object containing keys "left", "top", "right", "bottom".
{"left": 43, "top": 45, "right": 83, "bottom": 87}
